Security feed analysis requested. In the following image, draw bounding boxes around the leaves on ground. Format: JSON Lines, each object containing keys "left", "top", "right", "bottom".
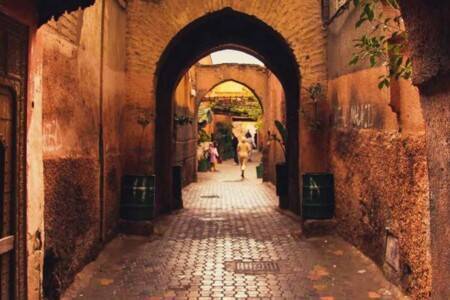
{"left": 313, "top": 284, "right": 328, "bottom": 291}
{"left": 308, "top": 265, "right": 330, "bottom": 281}
{"left": 378, "top": 288, "right": 392, "bottom": 296}
{"left": 368, "top": 291, "right": 381, "bottom": 298}
{"left": 98, "top": 278, "right": 114, "bottom": 286}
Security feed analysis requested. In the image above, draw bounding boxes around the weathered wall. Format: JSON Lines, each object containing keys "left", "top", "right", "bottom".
{"left": 39, "top": 0, "right": 126, "bottom": 296}
{"left": 419, "top": 78, "right": 450, "bottom": 300}
{"left": 327, "top": 4, "right": 431, "bottom": 298}
{"left": 125, "top": 0, "right": 328, "bottom": 210}
{"left": 40, "top": 6, "right": 101, "bottom": 296}
{"left": 173, "top": 69, "right": 197, "bottom": 186}
{"left": 263, "top": 72, "right": 286, "bottom": 185}
{"left": 102, "top": 0, "right": 127, "bottom": 240}
{"left": 398, "top": 1, "right": 450, "bottom": 298}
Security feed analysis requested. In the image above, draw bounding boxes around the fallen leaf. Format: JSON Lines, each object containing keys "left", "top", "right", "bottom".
{"left": 333, "top": 250, "right": 344, "bottom": 256}
{"left": 308, "top": 265, "right": 330, "bottom": 281}
{"left": 313, "top": 284, "right": 327, "bottom": 291}
{"left": 378, "top": 288, "right": 392, "bottom": 296}
{"left": 357, "top": 269, "right": 367, "bottom": 274}
{"left": 98, "top": 278, "right": 114, "bottom": 286}
{"left": 368, "top": 291, "right": 381, "bottom": 298}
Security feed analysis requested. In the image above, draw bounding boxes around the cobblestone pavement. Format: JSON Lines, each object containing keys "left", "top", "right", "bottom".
{"left": 63, "top": 159, "right": 405, "bottom": 300}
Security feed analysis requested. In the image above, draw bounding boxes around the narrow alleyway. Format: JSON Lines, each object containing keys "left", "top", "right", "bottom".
{"left": 63, "top": 159, "right": 405, "bottom": 300}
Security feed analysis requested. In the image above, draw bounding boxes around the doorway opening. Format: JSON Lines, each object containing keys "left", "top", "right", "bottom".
{"left": 196, "top": 79, "right": 264, "bottom": 175}
{"left": 155, "top": 8, "right": 301, "bottom": 214}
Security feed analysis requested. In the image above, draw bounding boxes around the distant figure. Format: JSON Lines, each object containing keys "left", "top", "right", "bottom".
{"left": 209, "top": 142, "right": 219, "bottom": 172}
{"left": 232, "top": 134, "right": 239, "bottom": 165}
{"left": 237, "top": 138, "right": 252, "bottom": 179}
{"left": 254, "top": 132, "right": 258, "bottom": 150}
{"left": 245, "top": 130, "right": 254, "bottom": 162}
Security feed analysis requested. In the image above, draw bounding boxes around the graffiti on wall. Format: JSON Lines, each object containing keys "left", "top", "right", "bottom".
{"left": 43, "top": 119, "right": 62, "bottom": 152}
{"left": 332, "top": 105, "right": 345, "bottom": 128}
{"left": 333, "top": 103, "right": 376, "bottom": 129}
{"left": 350, "top": 103, "right": 375, "bottom": 129}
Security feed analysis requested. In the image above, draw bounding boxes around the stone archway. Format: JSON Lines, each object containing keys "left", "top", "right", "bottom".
{"left": 195, "top": 64, "right": 269, "bottom": 105}
{"left": 154, "top": 8, "right": 301, "bottom": 215}
{"left": 193, "top": 64, "right": 286, "bottom": 185}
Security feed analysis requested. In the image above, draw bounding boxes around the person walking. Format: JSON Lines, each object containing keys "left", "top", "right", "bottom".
{"left": 237, "top": 137, "right": 252, "bottom": 179}
{"left": 245, "top": 130, "right": 254, "bottom": 162}
{"left": 209, "top": 142, "right": 219, "bottom": 172}
{"left": 232, "top": 134, "right": 239, "bottom": 165}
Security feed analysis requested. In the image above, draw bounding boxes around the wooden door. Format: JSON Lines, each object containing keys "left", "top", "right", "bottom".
{"left": 0, "top": 11, "right": 28, "bottom": 300}
{"left": 0, "top": 88, "right": 14, "bottom": 299}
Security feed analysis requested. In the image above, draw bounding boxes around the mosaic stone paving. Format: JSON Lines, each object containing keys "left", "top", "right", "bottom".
{"left": 63, "top": 160, "right": 406, "bottom": 300}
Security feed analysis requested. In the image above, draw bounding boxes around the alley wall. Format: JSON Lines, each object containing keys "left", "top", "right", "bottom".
{"left": 262, "top": 72, "right": 286, "bottom": 185}
{"left": 398, "top": 1, "right": 450, "bottom": 297}
{"left": 39, "top": 0, "right": 127, "bottom": 296}
{"left": 173, "top": 69, "right": 197, "bottom": 186}
{"left": 327, "top": 3, "right": 431, "bottom": 298}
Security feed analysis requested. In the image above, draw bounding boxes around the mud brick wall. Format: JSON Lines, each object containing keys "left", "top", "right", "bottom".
{"left": 327, "top": 4, "right": 431, "bottom": 298}
{"left": 40, "top": 0, "right": 126, "bottom": 297}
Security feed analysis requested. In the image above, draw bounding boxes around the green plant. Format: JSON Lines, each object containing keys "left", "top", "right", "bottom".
{"left": 208, "top": 96, "right": 263, "bottom": 120}
{"left": 349, "top": 0, "right": 411, "bottom": 89}
{"left": 300, "top": 83, "right": 325, "bottom": 130}
{"left": 198, "top": 129, "right": 211, "bottom": 144}
{"left": 214, "top": 122, "right": 234, "bottom": 160}
{"left": 174, "top": 113, "right": 193, "bottom": 126}
{"left": 198, "top": 107, "right": 213, "bottom": 123}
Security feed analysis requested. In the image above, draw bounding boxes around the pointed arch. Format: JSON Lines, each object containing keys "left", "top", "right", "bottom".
{"left": 155, "top": 7, "right": 301, "bottom": 214}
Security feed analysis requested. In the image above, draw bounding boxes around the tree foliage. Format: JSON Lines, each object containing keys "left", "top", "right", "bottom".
{"left": 211, "top": 96, "right": 263, "bottom": 120}
{"left": 350, "top": 0, "right": 412, "bottom": 89}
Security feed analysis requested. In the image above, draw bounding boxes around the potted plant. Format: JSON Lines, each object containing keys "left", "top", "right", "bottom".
{"left": 256, "top": 161, "right": 264, "bottom": 179}
{"left": 197, "top": 128, "right": 211, "bottom": 172}
{"left": 269, "top": 120, "right": 289, "bottom": 209}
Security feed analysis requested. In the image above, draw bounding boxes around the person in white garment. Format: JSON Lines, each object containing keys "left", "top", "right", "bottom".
{"left": 237, "top": 137, "right": 252, "bottom": 179}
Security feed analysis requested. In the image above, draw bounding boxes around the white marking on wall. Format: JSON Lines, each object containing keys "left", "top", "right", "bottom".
{"left": 333, "top": 105, "right": 345, "bottom": 128}
{"left": 350, "top": 104, "right": 374, "bottom": 129}
{"left": 43, "top": 119, "right": 62, "bottom": 152}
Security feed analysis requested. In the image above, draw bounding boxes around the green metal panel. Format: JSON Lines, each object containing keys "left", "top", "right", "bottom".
{"left": 302, "top": 173, "right": 334, "bottom": 219}
{"left": 120, "top": 175, "right": 155, "bottom": 221}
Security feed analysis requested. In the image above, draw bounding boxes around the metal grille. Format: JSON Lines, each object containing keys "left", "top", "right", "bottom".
{"left": 235, "top": 261, "right": 280, "bottom": 274}
{"left": 200, "top": 194, "right": 220, "bottom": 199}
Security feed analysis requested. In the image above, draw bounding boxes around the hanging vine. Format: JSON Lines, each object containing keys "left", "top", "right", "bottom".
{"left": 349, "top": 0, "right": 412, "bottom": 89}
